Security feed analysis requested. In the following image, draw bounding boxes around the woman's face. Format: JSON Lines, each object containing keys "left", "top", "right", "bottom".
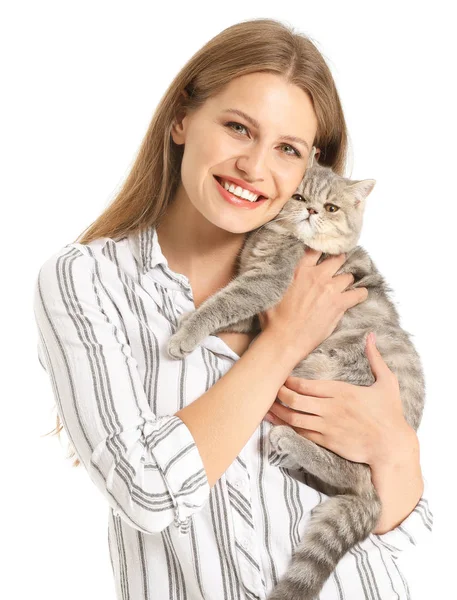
{"left": 171, "top": 72, "right": 320, "bottom": 234}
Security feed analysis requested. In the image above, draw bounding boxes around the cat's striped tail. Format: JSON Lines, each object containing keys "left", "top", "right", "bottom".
{"left": 267, "top": 489, "right": 382, "bottom": 600}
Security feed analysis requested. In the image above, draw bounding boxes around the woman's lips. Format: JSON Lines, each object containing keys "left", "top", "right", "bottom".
{"left": 214, "top": 175, "right": 266, "bottom": 200}
{"left": 213, "top": 176, "right": 268, "bottom": 210}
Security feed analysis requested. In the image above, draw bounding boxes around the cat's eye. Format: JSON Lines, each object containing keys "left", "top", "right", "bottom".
{"left": 324, "top": 203, "right": 339, "bottom": 213}
{"left": 292, "top": 193, "right": 307, "bottom": 202}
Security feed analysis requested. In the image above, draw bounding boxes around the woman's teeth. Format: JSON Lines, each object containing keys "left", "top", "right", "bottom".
{"left": 218, "top": 177, "right": 260, "bottom": 202}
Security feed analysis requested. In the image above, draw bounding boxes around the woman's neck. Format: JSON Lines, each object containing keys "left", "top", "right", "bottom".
{"left": 155, "top": 195, "right": 247, "bottom": 285}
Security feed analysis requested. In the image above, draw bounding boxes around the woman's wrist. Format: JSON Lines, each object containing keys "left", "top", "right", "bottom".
{"left": 257, "top": 328, "right": 304, "bottom": 370}
{"left": 369, "top": 421, "right": 419, "bottom": 470}
{"left": 369, "top": 425, "right": 424, "bottom": 534}
{"left": 261, "top": 326, "right": 315, "bottom": 364}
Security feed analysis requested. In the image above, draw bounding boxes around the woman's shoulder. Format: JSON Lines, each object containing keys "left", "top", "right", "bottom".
{"left": 71, "top": 232, "right": 132, "bottom": 258}
{"left": 38, "top": 233, "right": 135, "bottom": 273}
{"left": 34, "top": 235, "right": 142, "bottom": 307}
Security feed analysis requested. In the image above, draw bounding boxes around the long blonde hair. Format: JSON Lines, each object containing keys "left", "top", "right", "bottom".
{"left": 43, "top": 18, "right": 350, "bottom": 466}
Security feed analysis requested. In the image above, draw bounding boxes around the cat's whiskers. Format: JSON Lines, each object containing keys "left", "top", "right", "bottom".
{"left": 251, "top": 212, "right": 291, "bottom": 234}
{"left": 248, "top": 209, "right": 310, "bottom": 241}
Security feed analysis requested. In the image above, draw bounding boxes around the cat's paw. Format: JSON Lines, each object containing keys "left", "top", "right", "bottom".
{"left": 167, "top": 312, "right": 199, "bottom": 359}
{"left": 268, "top": 426, "right": 302, "bottom": 469}
{"left": 167, "top": 333, "right": 193, "bottom": 359}
{"left": 176, "top": 311, "right": 194, "bottom": 329}
{"left": 269, "top": 425, "right": 296, "bottom": 453}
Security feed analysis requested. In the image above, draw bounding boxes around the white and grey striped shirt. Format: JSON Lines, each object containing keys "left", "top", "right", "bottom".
{"left": 33, "top": 225, "right": 433, "bottom": 600}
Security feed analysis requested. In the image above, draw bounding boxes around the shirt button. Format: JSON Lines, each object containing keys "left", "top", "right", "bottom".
{"left": 240, "top": 538, "right": 250, "bottom": 550}
{"left": 234, "top": 479, "right": 247, "bottom": 491}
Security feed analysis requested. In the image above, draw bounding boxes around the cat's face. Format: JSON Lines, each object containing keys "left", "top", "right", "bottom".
{"left": 276, "top": 163, "right": 376, "bottom": 254}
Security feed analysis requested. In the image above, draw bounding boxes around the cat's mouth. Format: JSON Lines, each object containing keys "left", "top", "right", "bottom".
{"left": 299, "top": 216, "right": 315, "bottom": 236}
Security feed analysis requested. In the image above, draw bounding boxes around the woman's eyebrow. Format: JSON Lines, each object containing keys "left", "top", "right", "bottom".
{"left": 221, "top": 107, "right": 310, "bottom": 151}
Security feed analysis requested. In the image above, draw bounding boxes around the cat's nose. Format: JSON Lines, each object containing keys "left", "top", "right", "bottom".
{"left": 308, "top": 208, "right": 318, "bottom": 215}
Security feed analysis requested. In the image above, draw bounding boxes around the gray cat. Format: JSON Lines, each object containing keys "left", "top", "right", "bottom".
{"left": 166, "top": 147, "right": 425, "bottom": 600}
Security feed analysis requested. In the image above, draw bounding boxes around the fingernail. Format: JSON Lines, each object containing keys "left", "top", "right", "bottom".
{"left": 368, "top": 332, "right": 376, "bottom": 344}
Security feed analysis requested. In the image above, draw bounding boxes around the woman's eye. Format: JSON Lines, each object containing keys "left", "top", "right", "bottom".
{"left": 282, "top": 144, "right": 301, "bottom": 158}
{"left": 226, "top": 121, "right": 247, "bottom": 135}
{"left": 224, "top": 122, "right": 302, "bottom": 158}
{"left": 324, "top": 203, "right": 339, "bottom": 213}
{"left": 225, "top": 121, "right": 248, "bottom": 136}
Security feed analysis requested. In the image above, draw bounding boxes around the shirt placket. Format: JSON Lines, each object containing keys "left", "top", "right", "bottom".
{"left": 225, "top": 455, "right": 267, "bottom": 600}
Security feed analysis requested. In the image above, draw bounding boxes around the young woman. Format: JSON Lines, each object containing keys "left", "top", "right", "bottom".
{"left": 34, "top": 18, "right": 432, "bottom": 600}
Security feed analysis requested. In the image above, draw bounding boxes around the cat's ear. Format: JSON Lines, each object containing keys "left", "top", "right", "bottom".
{"left": 307, "top": 146, "right": 317, "bottom": 169}
{"left": 345, "top": 179, "right": 376, "bottom": 208}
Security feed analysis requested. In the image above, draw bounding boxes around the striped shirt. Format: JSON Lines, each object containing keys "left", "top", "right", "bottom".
{"left": 33, "top": 224, "right": 433, "bottom": 600}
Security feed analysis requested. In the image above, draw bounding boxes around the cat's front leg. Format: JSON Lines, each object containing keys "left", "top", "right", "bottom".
{"left": 167, "top": 312, "right": 256, "bottom": 359}
{"left": 218, "top": 315, "right": 258, "bottom": 334}
{"left": 167, "top": 300, "right": 243, "bottom": 359}
{"left": 167, "top": 268, "right": 293, "bottom": 359}
{"left": 167, "top": 291, "right": 249, "bottom": 360}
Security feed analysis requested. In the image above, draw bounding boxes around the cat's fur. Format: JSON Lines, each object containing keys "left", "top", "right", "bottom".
{"left": 167, "top": 147, "right": 425, "bottom": 600}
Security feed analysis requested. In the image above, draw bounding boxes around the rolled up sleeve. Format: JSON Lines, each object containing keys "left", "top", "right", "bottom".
{"left": 33, "top": 244, "right": 210, "bottom": 535}
{"left": 370, "top": 477, "right": 433, "bottom": 557}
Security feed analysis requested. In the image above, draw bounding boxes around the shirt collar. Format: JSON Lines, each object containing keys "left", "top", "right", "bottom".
{"left": 129, "top": 224, "right": 246, "bottom": 362}
{"left": 131, "top": 224, "right": 193, "bottom": 292}
{"left": 138, "top": 224, "right": 167, "bottom": 273}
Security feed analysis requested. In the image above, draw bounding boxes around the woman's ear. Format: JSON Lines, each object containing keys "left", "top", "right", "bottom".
{"left": 170, "top": 112, "right": 186, "bottom": 145}
{"left": 170, "top": 91, "right": 190, "bottom": 145}
{"left": 314, "top": 147, "right": 321, "bottom": 162}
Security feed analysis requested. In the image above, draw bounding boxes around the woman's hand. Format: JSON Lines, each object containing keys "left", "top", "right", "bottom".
{"left": 259, "top": 249, "right": 368, "bottom": 363}
{"left": 264, "top": 332, "right": 414, "bottom": 467}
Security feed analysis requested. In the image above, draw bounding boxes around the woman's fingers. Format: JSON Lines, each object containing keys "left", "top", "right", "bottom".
{"left": 283, "top": 376, "right": 343, "bottom": 398}
{"left": 268, "top": 400, "right": 325, "bottom": 432}
{"left": 299, "top": 246, "right": 323, "bottom": 266}
{"left": 277, "top": 384, "right": 328, "bottom": 414}
{"left": 318, "top": 252, "right": 347, "bottom": 277}
{"left": 342, "top": 286, "right": 369, "bottom": 309}
{"left": 333, "top": 271, "right": 355, "bottom": 292}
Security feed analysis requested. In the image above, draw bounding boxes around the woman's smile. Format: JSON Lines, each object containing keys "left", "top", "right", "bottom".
{"left": 213, "top": 174, "right": 269, "bottom": 210}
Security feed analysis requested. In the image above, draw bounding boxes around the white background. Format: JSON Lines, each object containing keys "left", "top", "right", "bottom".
{"left": 2, "top": 1, "right": 455, "bottom": 598}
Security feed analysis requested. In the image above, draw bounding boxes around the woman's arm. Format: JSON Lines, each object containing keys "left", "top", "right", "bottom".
{"left": 176, "top": 328, "right": 306, "bottom": 488}
{"left": 35, "top": 246, "right": 216, "bottom": 535}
